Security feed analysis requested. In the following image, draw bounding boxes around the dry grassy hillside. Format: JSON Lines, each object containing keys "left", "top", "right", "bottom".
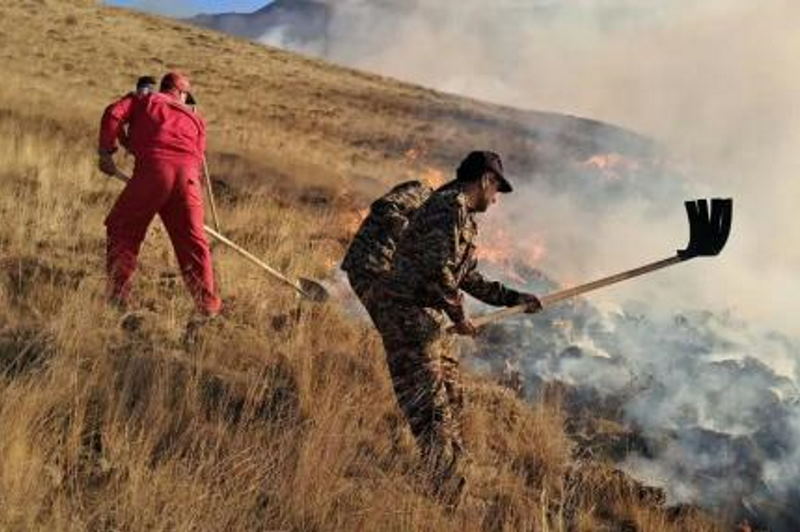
{"left": 0, "top": 0, "right": 718, "bottom": 530}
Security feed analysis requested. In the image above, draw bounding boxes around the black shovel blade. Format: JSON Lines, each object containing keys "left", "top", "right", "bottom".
{"left": 678, "top": 198, "right": 733, "bottom": 259}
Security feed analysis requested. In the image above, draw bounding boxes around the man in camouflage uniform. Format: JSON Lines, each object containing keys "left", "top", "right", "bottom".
{"left": 341, "top": 180, "right": 433, "bottom": 320}
{"left": 373, "top": 151, "right": 542, "bottom": 506}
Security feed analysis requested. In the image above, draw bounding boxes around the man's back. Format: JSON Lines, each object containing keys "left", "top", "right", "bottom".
{"left": 100, "top": 92, "right": 205, "bottom": 163}
{"left": 386, "top": 184, "right": 525, "bottom": 324}
{"left": 385, "top": 187, "right": 475, "bottom": 306}
{"left": 341, "top": 180, "right": 432, "bottom": 293}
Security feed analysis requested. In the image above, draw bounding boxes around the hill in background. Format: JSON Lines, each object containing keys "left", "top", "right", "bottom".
{"left": 190, "top": 0, "right": 331, "bottom": 44}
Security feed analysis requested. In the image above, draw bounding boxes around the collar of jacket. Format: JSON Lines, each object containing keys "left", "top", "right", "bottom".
{"left": 151, "top": 92, "right": 205, "bottom": 128}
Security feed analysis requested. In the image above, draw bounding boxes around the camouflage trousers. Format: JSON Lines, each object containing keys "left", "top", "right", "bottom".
{"left": 368, "top": 294, "right": 468, "bottom": 504}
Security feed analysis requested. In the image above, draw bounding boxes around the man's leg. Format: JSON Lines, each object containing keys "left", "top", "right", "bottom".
{"left": 373, "top": 301, "right": 467, "bottom": 504}
{"left": 104, "top": 160, "right": 168, "bottom": 307}
{"left": 159, "top": 163, "right": 221, "bottom": 315}
{"left": 437, "top": 347, "right": 468, "bottom": 502}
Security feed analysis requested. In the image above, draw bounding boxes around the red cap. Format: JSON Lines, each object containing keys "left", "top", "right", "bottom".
{"left": 160, "top": 72, "right": 191, "bottom": 93}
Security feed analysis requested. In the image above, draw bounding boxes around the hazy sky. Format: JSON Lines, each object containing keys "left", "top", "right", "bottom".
{"left": 105, "top": 0, "right": 270, "bottom": 16}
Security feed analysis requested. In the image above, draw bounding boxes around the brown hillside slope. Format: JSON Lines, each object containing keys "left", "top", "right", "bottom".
{"left": 0, "top": 0, "right": 652, "bottom": 201}
{"left": 0, "top": 0, "right": 717, "bottom": 530}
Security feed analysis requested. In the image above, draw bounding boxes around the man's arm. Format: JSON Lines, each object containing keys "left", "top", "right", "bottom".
{"left": 413, "top": 196, "right": 469, "bottom": 324}
{"left": 460, "top": 263, "right": 520, "bottom": 307}
{"left": 98, "top": 95, "right": 134, "bottom": 175}
{"left": 461, "top": 261, "right": 543, "bottom": 312}
{"left": 99, "top": 95, "right": 134, "bottom": 155}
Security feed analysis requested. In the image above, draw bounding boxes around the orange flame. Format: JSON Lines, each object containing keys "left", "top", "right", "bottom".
{"left": 322, "top": 255, "right": 339, "bottom": 271}
{"left": 418, "top": 167, "right": 446, "bottom": 188}
{"left": 317, "top": 207, "right": 369, "bottom": 273}
{"left": 403, "top": 142, "right": 447, "bottom": 188}
{"left": 404, "top": 146, "right": 426, "bottom": 163}
{"left": 477, "top": 224, "right": 546, "bottom": 283}
{"left": 341, "top": 207, "right": 369, "bottom": 238}
{"left": 582, "top": 152, "right": 640, "bottom": 181}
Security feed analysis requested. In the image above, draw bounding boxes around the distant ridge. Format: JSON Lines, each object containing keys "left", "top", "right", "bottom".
{"left": 188, "top": 0, "right": 331, "bottom": 49}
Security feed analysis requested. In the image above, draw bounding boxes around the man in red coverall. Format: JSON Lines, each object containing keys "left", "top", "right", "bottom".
{"left": 97, "top": 72, "right": 221, "bottom": 317}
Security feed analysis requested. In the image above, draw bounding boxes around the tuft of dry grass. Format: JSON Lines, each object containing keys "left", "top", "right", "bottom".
{"left": 0, "top": 0, "right": 720, "bottom": 530}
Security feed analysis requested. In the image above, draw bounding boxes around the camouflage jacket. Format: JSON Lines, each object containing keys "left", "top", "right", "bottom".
{"left": 341, "top": 180, "right": 433, "bottom": 286}
{"left": 385, "top": 188, "right": 523, "bottom": 323}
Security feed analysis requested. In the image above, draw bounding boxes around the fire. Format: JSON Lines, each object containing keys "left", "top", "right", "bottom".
{"left": 314, "top": 207, "right": 369, "bottom": 273}
{"left": 582, "top": 152, "right": 640, "bottom": 181}
{"left": 403, "top": 142, "right": 447, "bottom": 188}
{"left": 418, "top": 167, "right": 446, "bottom": 188}
{"left": 341, "top": 207, "right": 369, "bottom": 237}
{"left": 404, "top": 141, "right": 431, "bottom": 164}
{"left": 476, "top": 224, "right": 546, "bottom": 284}
{"left": 404, "top": 146, "right": 425, "bottom": 162}
{"left": 321, "top": 255, "right": 339, "bottom": 271}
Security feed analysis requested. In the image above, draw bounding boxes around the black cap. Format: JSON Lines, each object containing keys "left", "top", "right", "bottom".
{"left": 456, "top": 151, "right": 513, "bottom": 193}
{"left": 136, "top": 76, "right": 157, "bottom": 90}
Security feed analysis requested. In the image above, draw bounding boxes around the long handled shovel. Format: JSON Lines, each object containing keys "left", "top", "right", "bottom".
{"left": 112, "top": 170, "right": 329, "bottom": 303}
{"left": 202, "top": 156, "right": 222, "bottom": 232}
{"left": 186, "top": 97, "right": 221, "bottom": 233}
{"left": 471, "top": 198, "right": 733, "bottom": 329}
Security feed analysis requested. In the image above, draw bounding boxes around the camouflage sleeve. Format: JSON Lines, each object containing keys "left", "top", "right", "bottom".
{"left": 371, "top": 196, "right": 411, "bottom": 235}
{"left": 413, "top": 197, "right": 467, "bottom": 323}
{"left": 460, "top": 258, "right": 523, "bottom": 307}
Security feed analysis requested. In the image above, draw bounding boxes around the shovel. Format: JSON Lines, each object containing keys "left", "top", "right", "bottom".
{"left": 471, "top": 198, "right": 733, "bottom": 329}
{"left": 186, "top": 96, "right": 221, "bottom": 233}
{"left": 112, "top": 170, "right": 329, "bottom": 303}
{"left": 202, "top": 156, "right": 222, "bottom": 232}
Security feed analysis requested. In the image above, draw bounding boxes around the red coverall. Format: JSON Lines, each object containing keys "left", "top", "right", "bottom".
{"left": 116, "top": 91, "right": 144, "bottom": 152}
{"left": 99, "top": 91, "right": 221, "bottom": 315}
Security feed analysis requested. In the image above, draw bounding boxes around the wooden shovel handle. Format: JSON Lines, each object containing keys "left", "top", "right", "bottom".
{"left": 112, "top": 170, "right": 313, "bottom": 299}
{"left": 202, "top": 225, "right": 312, "bottom": 297}
{"left": 471, "top": 255, "right": 686, "bottom": 329}
{"left": 202, "top": 156, "right": 222, "bottom": 232}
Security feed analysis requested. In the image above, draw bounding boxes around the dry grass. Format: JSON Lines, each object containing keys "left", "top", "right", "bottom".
{"left": 0, "top": 0, "right": 720, "bottom": 530}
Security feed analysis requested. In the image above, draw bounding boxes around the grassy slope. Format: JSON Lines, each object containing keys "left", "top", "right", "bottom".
{"left": 0, "top": 0, "right": 717, "bottom": 530}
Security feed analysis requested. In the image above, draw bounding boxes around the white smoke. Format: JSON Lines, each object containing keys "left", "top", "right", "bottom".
{"left": 465, "top": 277, "right": 800, "bottom": 525}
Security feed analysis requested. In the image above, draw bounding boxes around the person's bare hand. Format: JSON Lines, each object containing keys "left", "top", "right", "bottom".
{"left": 452, "top": 318, "right": 478, "bottom": 337}
{"left": 98, "top": 153, "right": 118, "bottom": 176}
